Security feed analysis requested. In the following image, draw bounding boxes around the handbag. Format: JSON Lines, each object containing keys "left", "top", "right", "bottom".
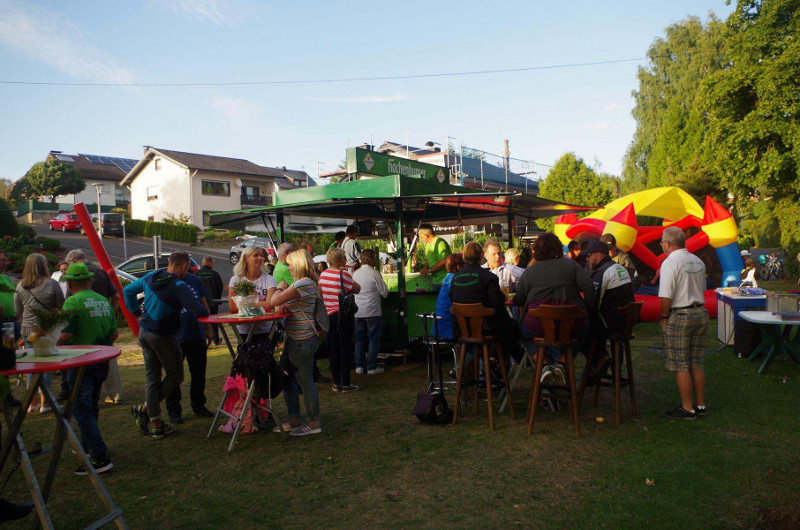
{"left": 413, "top": 340, "right": 452, "bottom": 425}
{"left": 338, "top": 270, "right": 358, "bottom": 322}
{"left": 297, "top": 283, "right": 329, "bottom": 341}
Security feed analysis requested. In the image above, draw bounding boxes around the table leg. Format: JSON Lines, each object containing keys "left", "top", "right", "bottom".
{"left": 757, "top": 324, "right": 782, "bottom": 374}
{"left": 219, "top": 325, "right": 236, "bottom": 359}
{"left": 0, "top": 378, "right": 37, "bottom": 471}
{"left": 499, "top": 347, "right": 530, "bottom": 413}
{"left": 746, "top": 327, "right": 772, "bottom": 361}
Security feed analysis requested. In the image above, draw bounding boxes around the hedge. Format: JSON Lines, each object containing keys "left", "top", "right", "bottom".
{"left": 0, "top": 198, "right": 20, "bottom": 238}
{"left": 125, "top": 219, "right": 197, "bottom": 243}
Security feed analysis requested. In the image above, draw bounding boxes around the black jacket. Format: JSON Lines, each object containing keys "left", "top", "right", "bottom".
{"left": 196, "top": 265, "right": 224, "bottom": 308}
{"left": 449, "top": 264, "right": 506, "bottom": 320}
{"left": 590, "top": 257, "right": 635, "bottom": 333}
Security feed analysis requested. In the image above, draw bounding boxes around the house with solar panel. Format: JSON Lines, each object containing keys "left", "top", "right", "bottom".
{"left": 121, "top": 147, "right": 314, "bottom": 227}
{"left": 46, "top": 151, "right": 136, "bottom": 208}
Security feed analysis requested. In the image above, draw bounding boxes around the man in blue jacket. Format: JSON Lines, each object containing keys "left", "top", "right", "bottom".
{"left": 124, "top": 251, "right": 208, "bottom": 439}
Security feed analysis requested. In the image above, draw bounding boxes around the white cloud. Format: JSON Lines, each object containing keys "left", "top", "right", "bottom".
{"left": 604, "top": 103, "right": 625, "bottom": 112}
{"left": 153, "top": 0, "right": 244, "bottom": 26}
{"left": 583, "top": 121, "right": 609, "bottom": 130}
{"left": 309, "top": 93, "right": 410, "bottom": 104}
{"left": 209, "top": 95, "right": 268, "bottom": 120}
{"left": 0, "top": 0, "right": 136, "bottom": 85}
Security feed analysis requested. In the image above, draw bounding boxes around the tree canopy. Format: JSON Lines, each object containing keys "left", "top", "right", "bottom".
{"left": 537, "top": 152, "right": 617, "bottom": 231}
{"left": 22, "top": 160, "right": 85, "bottom": 203}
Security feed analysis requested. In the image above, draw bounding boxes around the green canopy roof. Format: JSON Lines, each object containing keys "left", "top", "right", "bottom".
{"left": 209, "top": 174, "right": 593, "bottom": 230}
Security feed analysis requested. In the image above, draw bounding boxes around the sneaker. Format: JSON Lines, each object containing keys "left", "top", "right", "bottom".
{"left": 367, "top": 367, "right": 385, "bottom": 375}
{"left": 39, "top": 405, "right": 52, "bottom": 414}
{"left": 151, "top": 423, "right": 174, "bottom": 440}
{"left": 540, "top": 364, "right": 555, "bottom": 385}
{"left": 290, "top": 423, "right": 322, "bottom": 437}
{"left": 27, "top": 404, "right": 38, "bottom": 414}
{"left": 169, "top": 414, "right": 184, "bottom": 425}
{"left": 694, "top": 405, "right": 708, "bottom": 418}
{"left": 340, "top": 385, "right": 360, "bottom": 393}
{"left": 131, "top": 405, "right": 149, "bottom": 434}
{"left": 272, "top": 421, "right": 299, "bottom": 433}
{"left": 664, "top": 405, "right": 696, "bottom": 420}
{"left": 331, "top": 385, "right": 342, "bottom": 392}
{"left": 193, "top": 407, "right": 214, "bottom": 418}
{"left": 355, "top": 367, "right": 364, "bottom": 374}
{"left": 74, "top": 453, "right": 114, "bottom": 476}
{"left": 552, "top": 363, "right": 567, "bottom": 386}
{"left": 590, "top": 354, "right": 612, "bottom": 379}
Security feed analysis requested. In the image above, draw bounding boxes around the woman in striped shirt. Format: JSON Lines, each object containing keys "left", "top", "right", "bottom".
{"left": 319, "top": 248, "right": 361, "bottom": 392}
{"left": 271, "top": 249, "right": 323, "bottom": 436}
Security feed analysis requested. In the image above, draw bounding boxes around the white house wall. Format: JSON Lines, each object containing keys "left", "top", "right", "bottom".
{"left": 130, "top": 157, "right": 191, "bottom": 223}
{"left": 56, "top": 181, "right": 125, "bottom": 207}
{"left": 191, "top": 171, "right": 243, "bottom": 227}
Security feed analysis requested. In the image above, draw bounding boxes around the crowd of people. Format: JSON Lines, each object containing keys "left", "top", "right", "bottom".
{"left": 0, "top": 221, "right": 717, "bottom": 487}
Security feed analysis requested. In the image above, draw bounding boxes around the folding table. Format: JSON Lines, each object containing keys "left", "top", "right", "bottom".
{"left": 738, "top": 311, "right": 800, "bottom": 374}
{"left": 0, "top": 345, "right": 127, "bottom": 529}
{"left": 200, "top": 311, "right": 289, "bottom": 452}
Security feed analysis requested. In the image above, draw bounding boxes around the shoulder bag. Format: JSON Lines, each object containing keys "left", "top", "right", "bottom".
{"left": 337, "top": 270, "right": 358, "bottom": 322}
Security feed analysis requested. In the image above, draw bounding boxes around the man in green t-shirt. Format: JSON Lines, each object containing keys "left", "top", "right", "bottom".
{"left": 417, "top": 224, "right": 452, "bottom": 285}
{"left": 58, "top": 262, "right": 118, "bottom": 476}
{"left": 273, "top": 242, "right": 295, "bottom": 286}
{"left": 0, "top": 250, "right": 16, "bottom": 327}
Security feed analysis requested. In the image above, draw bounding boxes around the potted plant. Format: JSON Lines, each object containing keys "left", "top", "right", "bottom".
{"left": 230, "top": 280, "right": 260, "bottom": 316}
{"left": 28, "top": 308, "right": 78, "bottom": 356}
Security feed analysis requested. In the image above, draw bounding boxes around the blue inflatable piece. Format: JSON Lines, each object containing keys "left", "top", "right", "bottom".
{"left": 716, "top": 241, "right": 743, "bottom": 287}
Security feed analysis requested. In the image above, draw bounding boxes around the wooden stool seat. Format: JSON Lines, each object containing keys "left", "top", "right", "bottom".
{"left": 526, "top": 304, "right": 587, "bottom": 437}
{"left": 450, "top": 303, "right": 516, "bottom": 430}
{"left": 577, "top": 302, "right": 642, "bottom": 425}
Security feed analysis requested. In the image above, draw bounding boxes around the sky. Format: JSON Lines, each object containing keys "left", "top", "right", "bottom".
{"left": 0, "top": 0, "right": 735, "bottom": 184}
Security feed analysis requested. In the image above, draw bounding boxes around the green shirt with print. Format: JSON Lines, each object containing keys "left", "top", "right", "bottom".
{"left": 424, "top": 237, "right": 452, "bottom": 285}
{"left": 62, "top": 290, "right": 117, "bottom": 346}
{"left": 0, "top": 274, "right": 15, "bottom": 318}
{"left": 273, "top": 260, "right": 294, "bottom": 286}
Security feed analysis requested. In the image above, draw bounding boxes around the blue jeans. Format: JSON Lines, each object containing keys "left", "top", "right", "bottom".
{"left": 520, "top": 319, "right": 590, "bottom": 363}
{"left": 354, "top": 316, "right": 382, "bottom": 371}
{"left": 24, "top": 339, "right": 52, "bottom": 398}
{"left": 283, "top": 335, "right": 321, "bottom": 424}
{"left": 67, "top": 361, "right": 110, "bottom": 458}
{"left": 138, "top": 329, "right": 184, "bottom": 421}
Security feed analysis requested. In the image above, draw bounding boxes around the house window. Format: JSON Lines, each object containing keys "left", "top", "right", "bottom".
{"left": 146, "top": 186, "right": 159, "bottom": 201}
{"left": 202, "top": 210, "right": 220, "bottom": 227}
{"left": 201, "top": 180, "right": 230, "bottom": 197}
{"left": 154, "top": 158, "right": 161, "bottom": 171}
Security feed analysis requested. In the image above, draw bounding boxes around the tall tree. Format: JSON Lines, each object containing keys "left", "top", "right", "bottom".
{"left": 622, "top": 16, "right": 725, "bottom": 194}
{"left": 23, "top": 160, "right": 85, "bottom": 202}
{"left": 536, "top": 153, "right": 617, "bottom": 231}
{"left": 700, "top": 0, "right": 799, "bottom": 214}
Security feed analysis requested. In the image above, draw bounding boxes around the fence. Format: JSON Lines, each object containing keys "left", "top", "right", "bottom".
{"left": 16, "top": 200, "right": 116, "bottom": 217}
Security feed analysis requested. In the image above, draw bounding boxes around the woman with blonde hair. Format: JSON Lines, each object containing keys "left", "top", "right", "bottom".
{"left": 228, "top": 245, "right": 277, "bottom": 342}
{"left": 318, "top": 247, "right": 360, "bottom": 392}
{"left": 15, "top": 253, "right": 64, "bottom": 413}
{"left": 271, "top": 249, "right": 324, "bottom": 436}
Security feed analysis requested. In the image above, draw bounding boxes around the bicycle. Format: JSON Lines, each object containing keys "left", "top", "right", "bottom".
{"left": 758, "top": 253, "right": 786, "bottom": 280}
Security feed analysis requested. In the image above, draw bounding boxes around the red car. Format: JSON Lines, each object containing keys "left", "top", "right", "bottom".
{"left": 48, "top": 213, "right": 82, "bottom": 232}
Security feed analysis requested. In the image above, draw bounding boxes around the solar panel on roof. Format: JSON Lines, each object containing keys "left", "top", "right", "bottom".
{"left": 55, "top": 154, "right": 74, "bottom": 162}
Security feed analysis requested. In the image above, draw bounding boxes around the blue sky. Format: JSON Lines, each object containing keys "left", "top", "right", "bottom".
{"left": 0, "top": 0, "right": 734, "bottom": 184}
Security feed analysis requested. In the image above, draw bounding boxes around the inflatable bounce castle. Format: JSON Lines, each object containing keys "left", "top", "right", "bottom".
{"left": 553, "top": 187, "right": 742, "bottom": 321}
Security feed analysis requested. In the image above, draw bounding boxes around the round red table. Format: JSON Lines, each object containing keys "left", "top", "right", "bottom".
{"left": 1, "top": 345, "right": 126, "bottom": 528}
{"left": 199, "top": 311, "right": 289, "bottom": 358}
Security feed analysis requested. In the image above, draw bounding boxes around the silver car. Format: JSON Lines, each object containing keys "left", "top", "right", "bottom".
{"left": 229, "top": 237, "right": 276, "bottom": 264}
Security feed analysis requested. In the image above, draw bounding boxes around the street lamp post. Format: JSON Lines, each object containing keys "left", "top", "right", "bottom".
{"left": 92, "top": 183, "right": 104, "bottom": 238}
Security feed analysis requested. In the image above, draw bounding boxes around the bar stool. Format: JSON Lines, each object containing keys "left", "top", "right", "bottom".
{"left": 578, "top": 302, "right": 642, "bottom": 424}
{"left": 526, "top": 304, "right": 587, "bottom": 437}
{"left": 416, "top": 312, "right": 458, "bottom": 391}
{"left": 450, "top": 303, "right": 516, "bottom": 430}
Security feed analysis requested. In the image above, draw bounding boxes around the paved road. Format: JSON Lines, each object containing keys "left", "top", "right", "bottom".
{"left": 34, "top": 224, "right": 235, "bottom": 283}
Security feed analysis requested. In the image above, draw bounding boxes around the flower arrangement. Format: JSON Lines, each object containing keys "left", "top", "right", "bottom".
{"left": 231, "top": 280, "right": 257, "bottom": 297}
{"left": 28, "top": 308, "right": 79, "bottom": 356}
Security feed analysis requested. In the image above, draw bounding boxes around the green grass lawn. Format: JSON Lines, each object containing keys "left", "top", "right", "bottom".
{"left": 4, "top": 319, "right": 800, "bottom": 529}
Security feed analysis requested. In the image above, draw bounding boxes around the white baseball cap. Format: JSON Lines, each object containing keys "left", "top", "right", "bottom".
{"left": 740, "top": 250, "right": 751, "bottom": 257}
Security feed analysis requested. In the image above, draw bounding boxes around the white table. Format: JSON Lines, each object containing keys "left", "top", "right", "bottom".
{"left": 715, "top": 289, "right": 766, "bottom": 347}
{"left": 738, "top": 311, "right": 800, "bottom": 374}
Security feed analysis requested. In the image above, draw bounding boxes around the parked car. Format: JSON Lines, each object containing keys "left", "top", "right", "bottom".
{"left": 113, "top": 269, "right": 143, "bottom": 312}
{"left": 48, "top": 213, "right": 81, "bottom": 232}
{"left": 82, "top": 213, "right": 123, "bottom": 236}
{"left": 116, "top": 253, "right": 200, "bottom": 278}
{"left": 229, "top": 237, "right": 276, "bottom": 264}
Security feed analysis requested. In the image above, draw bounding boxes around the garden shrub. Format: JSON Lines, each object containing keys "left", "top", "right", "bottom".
{"left": 18, "top": 225, "right": 36, "bottom": 240}
{"left": 0, "top": 198, "right": 20, "bottom": 238}
{"left": 41, "top": 238, "right": 61, "bottom": 251}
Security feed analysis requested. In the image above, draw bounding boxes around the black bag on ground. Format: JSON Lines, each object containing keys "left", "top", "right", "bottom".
{"left": 0, "top": 343, "right": 15, "bottom": 371}
{"left": 413, "top": 390, "right": 452, "bottom": 424}
{"left": 734, "top": 319, "right": 761, "bottom": 358}
{"left": 338, "top": 270, "right": 358, "bottom": 322}
{"left": 233, "top": 335, "right": 289, "bottom": 400}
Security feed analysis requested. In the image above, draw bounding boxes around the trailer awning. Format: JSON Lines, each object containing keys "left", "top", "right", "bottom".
{"left": 209, "top": 175, "right": 595, "bottom": 229}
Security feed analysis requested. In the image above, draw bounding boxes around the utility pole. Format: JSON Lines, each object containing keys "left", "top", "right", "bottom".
{"left": 504, "top": 139, "right": 510, "bottom": 191}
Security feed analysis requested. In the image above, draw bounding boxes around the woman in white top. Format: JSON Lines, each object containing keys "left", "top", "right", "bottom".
{"left": 228, "top": 245, "right": 277, "bottom": 342}
{"left": 351, "top": 249, "right": 388, "bottom": 374}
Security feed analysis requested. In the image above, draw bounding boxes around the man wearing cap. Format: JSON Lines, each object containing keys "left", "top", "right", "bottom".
{"left": 659, "top": 226, "right": 709, "bottom": 420}
{"left": 58, "top": 262, "right": 118, "bottom": 475}
{"left": 64, "top": 249, "right": 121, "bottom": 404}
{"left": 582, "top": 240, "right": 635, "bottom": 377}
{"left": 600, "top": 233, "right": 638, "bottom": 288}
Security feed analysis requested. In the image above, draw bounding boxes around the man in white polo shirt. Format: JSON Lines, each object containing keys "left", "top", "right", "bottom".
{"left": 658, "top": 226, "right": 709, "bottom": 420}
